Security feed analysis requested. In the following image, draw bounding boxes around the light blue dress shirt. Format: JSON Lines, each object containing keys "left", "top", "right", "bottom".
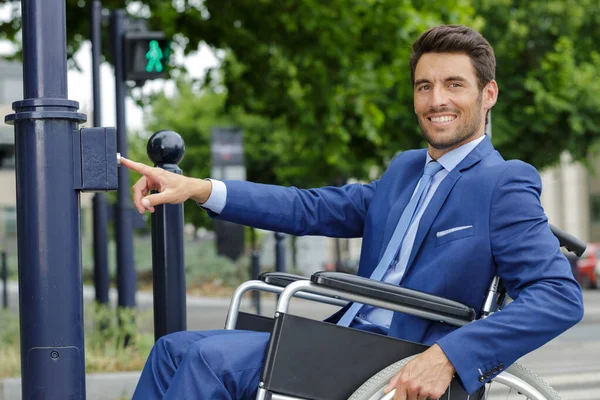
{"left": 200, "top": 136, "right": 486, "bottom": 328}
{"left": 201, "top": 179, "right": 228, "bottom": 214}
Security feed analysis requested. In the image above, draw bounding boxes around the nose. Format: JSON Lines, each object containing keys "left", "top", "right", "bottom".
{"left": 430, "top": 87, "right": 449, "bottom": 109}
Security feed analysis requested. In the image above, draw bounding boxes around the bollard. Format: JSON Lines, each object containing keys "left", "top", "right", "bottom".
{"left": 148, "top": 130, "right": 187, "bottom": 341}
{"left": 1, "top": 251, "right": 6, "bottom": 309}
{"left": 275, "top": 232, "right": 286, "bottom": 273}
{"left": 251, "top": 250, "right": 261, "bottom": 315}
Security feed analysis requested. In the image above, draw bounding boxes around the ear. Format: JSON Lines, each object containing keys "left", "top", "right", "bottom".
{"left": 483, "top": 80, "right": 498, "bottom": 110}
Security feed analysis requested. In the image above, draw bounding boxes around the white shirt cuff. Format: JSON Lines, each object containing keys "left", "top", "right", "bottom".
{"left": 199, "top": 179, "right": 227, "bottom": 214}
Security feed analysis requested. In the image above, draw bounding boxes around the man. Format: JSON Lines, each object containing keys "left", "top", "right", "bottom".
{"left": 123, "top": 25, "right": 584, "bottom": 400}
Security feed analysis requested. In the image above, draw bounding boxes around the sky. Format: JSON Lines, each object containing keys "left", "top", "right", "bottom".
{"left": 0, "top": 3, "right": 220, "bottom": 133}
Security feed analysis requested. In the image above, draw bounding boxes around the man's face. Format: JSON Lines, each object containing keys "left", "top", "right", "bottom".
{"left": 413, "top": 52, "right": 496, "bottom": 157}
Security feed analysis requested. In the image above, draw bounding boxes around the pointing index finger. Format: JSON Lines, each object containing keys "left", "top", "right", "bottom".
{"left": 120, "top": 157, "right": 155, "bottom": 176}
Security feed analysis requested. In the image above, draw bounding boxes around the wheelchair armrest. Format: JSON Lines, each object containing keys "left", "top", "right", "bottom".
{"left": 259, "top": 272, "right": 308, "bottom": 288}
{"left": 310, "top": 271, "right": 476, "bottom": 321}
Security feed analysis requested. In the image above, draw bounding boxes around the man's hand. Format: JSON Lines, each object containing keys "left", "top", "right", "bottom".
{"left": 120, "top": 157, "right": 212, "bottom": 213}
{"left": 384, "top": 344, "right": 455, "bottom": 400}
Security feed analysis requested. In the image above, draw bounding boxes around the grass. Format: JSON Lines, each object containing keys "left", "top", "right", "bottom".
{"left": 0, "top": 305, "right": 155, "bottom": 379}
{"left": 0, "top": 231, "right": 279, "bottom": 378}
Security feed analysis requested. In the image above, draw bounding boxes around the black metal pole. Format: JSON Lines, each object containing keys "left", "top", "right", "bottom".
{"left": 111, "top": 9, "right": 137, "bottom": 311}
{"left": 148, "top": 130, "right": 187, "bottom": 341}
{"left": 92, "top": 194, "right": 110, "bottom": 304}
{"left": 91, "top": 0, "right": 110, "bottom": 306}
{"left": 275, "top": 232, "right": 286, "bottom": 273}
{"left": 4, "top": 0, "right": 87, "bottom": 397}
{"left": 1, "top": 251, "right": 7, "bottom": 309}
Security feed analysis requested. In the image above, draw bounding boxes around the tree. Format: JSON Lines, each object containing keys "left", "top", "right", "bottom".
{"left": 2, "top": 0, "right": 599, "bottom": 173}
{"left": 140, "top": 77, "right": 287, "bottom": 228}
{"left": 0, "top": 0, "right": 478, "bottom": 184}
{"left": 146, "top": 0, "right": 480, "bottom": 184}
{"left": 473, "top": 0, "right": 600, "bottom": 169}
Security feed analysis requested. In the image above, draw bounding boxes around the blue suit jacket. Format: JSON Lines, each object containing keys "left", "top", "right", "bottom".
{"left": 211, "top": 136, "right": 584, "bottom": 394}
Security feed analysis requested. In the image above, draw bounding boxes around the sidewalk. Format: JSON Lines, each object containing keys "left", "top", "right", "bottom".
{"left": 0, "top": 372, "right": 141, "bottom": 400}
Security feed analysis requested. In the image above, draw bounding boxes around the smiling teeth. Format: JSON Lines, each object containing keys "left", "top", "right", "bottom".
{"left": 431, "top": 116, "right": 455, "bottom": 123}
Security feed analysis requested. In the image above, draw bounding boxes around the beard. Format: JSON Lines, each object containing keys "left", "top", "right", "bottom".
{"left": 418, "top": 93, "right": 484, "bottom": 151}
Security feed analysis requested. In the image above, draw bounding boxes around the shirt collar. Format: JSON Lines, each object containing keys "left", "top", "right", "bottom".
{"left": 425, "top": 135, "right": 486, "bottom": 172}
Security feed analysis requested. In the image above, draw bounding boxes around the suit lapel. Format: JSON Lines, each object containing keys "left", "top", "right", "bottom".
{"left": 402, "top": 171, "right": 461, "bottom": 276}
{"left": 401, "top": 136, "right": 496, "bottom": 279}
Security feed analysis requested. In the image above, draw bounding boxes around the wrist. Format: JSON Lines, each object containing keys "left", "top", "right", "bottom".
{"left": 432, "top": 344, "right": 455, "bottom": 374}
{"left": 189, "top": 178, "right": 212, "bottom": 204}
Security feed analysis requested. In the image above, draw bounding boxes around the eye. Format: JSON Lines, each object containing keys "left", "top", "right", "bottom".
{"left": 417, "top": 84, "right": 431, "bottom": 91}
{"left": 449, "top": 82, "right": 463, "bottom": 88}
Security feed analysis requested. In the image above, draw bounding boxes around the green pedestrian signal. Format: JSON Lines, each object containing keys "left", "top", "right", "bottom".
{"left": 145, "top": 40, "right": 164, "bottom": 73}
{"left": 124, "top": 31, "right": 171, "bottom": 83}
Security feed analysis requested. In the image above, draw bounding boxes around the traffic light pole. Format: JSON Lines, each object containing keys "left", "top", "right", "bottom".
{"left": 5, "top": 0, "right": 100, "bottom": 397}
{"left": 111, "top": 9, "right": 137, "bottom": 314}
{"left": 91, "top": 0, "right": 110, "bottom": 306}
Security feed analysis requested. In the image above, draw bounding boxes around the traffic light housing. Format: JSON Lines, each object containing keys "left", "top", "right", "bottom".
{"left": 124, "top": 31, "right": 171, "bottom": 82}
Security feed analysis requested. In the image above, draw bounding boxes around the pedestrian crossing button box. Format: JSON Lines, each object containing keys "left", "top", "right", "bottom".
{"left": 73, "top": 127, "right": 118, "bottom": 192}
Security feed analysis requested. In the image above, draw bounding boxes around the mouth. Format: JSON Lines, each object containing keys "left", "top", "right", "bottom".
{"left": 427, "top": 114, "right": 457, "bottom": 125}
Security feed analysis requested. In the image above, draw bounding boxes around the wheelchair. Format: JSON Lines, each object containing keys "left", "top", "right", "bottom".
{"left": 224, "top": 224, "right": 585, "bottom": 400}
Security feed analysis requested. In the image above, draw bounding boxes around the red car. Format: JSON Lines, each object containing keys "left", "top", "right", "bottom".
{"left": 576, "top": 243, "right": 600, "bottom": 289}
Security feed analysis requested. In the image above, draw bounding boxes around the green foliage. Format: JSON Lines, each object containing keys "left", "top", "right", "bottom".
{"left": 474, "top": 0, "right": 600, "bottom": 168}
{"left": 2, "top": 0, "right": 600, "bottom": 178}
{"left": 152, "top": 0, "right": 479, "bottom": 183}
{"left": 141, "top": 78, "right": 288, "bottom": 227}
{"left": 0, "top": 309, "right": 19, "bottom": 346}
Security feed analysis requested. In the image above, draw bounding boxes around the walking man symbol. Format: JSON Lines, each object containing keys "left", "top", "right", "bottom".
{"left": 146, "top": 40, "right": 163, "bottom": 73}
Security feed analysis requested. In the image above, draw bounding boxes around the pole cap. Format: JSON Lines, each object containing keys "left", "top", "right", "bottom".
{"left": 147, "top": 130, "right": 185, "bottom": 166}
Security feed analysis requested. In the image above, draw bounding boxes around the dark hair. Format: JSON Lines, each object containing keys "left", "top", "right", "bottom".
{"left": 410, "top": 25, "right": 496, "bottom": 90}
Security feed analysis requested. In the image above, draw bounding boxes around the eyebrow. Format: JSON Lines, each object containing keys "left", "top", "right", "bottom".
{"left": 414, "top": 76, "right": 468, "bottom": 87}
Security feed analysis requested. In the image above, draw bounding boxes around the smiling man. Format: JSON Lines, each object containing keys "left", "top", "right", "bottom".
{"left": 123, "top": 25, "right": 583, "bottom": 400}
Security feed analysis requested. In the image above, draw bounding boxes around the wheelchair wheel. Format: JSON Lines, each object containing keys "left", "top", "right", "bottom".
{"left": 348, "top": 355, "right": 561, "bottom": 400}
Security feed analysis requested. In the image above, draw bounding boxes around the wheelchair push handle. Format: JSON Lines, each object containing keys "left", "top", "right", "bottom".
{"left": 549, "top": 223, "right": 586, "bottom": 257}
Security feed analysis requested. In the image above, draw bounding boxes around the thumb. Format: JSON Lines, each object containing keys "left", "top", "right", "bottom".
{"left": 141, "top": 191, "right": 171, "bottom": 210}
{"left": 384, "top": 374, "right": 400, "bottom": 394}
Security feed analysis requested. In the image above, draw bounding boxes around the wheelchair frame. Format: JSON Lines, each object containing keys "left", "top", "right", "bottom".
{"left": 225, "top": 274, "right": 487, "bottom": 400}
{"left": 222, "top": 224, "right": 585, "bottom": 400}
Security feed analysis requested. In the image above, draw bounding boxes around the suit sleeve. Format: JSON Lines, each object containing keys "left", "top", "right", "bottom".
{"left": 207, "top": 180, "right": 378, "bottom": 238}
{"left": 436, "top": 161, "right": 584, "bottom": 394}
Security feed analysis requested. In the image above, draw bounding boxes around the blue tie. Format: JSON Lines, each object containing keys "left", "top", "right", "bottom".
{"left": 337, "top": 160, "right": 444, "bottom": 327}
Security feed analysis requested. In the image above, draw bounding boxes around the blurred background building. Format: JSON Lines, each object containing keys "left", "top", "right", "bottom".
{"left": 0, "top": 59, "right": 94, "bottom": 249}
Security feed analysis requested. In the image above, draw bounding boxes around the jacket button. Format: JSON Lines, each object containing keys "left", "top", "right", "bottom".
{"left": 498, "top": 363, "right": 505, "bottom": 371}
{"left": 484, "top": 371, "right": 492, "bottom": 379}
{"left": 492, "top": 367, "right": 498, "bottom": 374}
{"left": 478, "top": 376, "right": 485, "bottom": 382}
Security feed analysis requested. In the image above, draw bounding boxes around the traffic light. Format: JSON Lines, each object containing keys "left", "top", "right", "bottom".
{"left": 124, "top": 31, "right": 171, "bottom": 82}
